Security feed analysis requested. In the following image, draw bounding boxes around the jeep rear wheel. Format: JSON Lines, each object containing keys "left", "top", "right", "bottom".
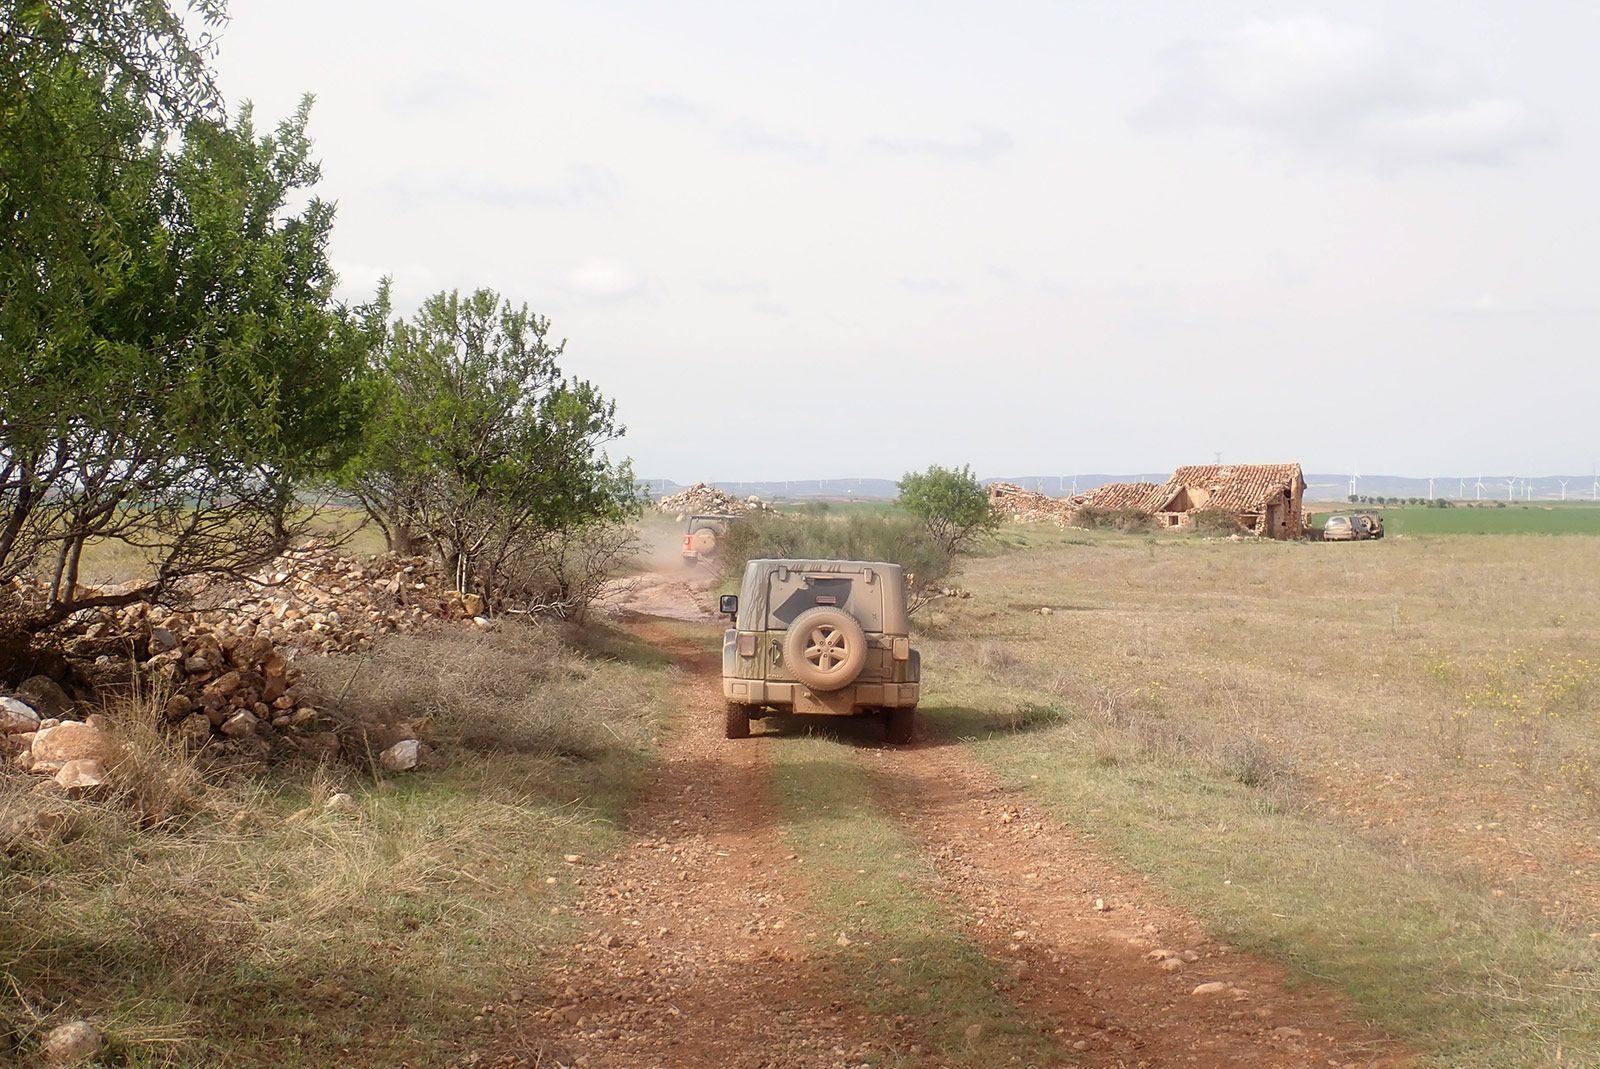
{"left": 886, "top": 707, "right": 914, "bottom": 744}
{"left": 690, "top": 528, "right": 718, "bottom": 556}
{"left": 725, "top": 703, "right": 751, "bottom": 739}
{"left": 783, "top": 606, "right": 868, "bottom": 692}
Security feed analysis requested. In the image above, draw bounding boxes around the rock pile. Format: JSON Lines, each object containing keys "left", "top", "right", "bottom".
{"left": 0, "top": 688, "right": 118, "bottom": 795}
{"left": 193, "top": 539, "right": 486, "bottom": 655}
{"left": 138, "top": 622, "right": 341, "bottom": 762}
{"left": 0, "top": 539, "right": 472, "bottom": 782}
{"left": 3, "top": 616, "right": 431, "bottom": 784}
{"left": 655, "top": 483, "right": 773, "bottom": 517}
{"left": 987, "top": 482, "right": 1079, "bottom": 526}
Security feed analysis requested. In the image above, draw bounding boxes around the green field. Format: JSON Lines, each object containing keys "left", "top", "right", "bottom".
{"left": 1311, "top": 503, "right": 1600, "bottom": 536}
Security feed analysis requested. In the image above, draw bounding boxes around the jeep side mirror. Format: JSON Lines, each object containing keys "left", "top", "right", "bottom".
{"left": 719, "top": 594, "right": 738, "bottom": 620}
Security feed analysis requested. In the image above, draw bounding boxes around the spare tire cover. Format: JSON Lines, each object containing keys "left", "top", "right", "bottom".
{"left": 783, "top": 606, "right": 868, "bottom": 692}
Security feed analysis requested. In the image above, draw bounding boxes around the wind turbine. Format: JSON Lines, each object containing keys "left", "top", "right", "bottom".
{"left": 1475, "top": 475, "right": 1484, "bottom": 501}
{"left": 1458, "top": 478, "right": 1465, "bottom": 499}
{"left": 1348, "top": 468, "right": 1360, "bottom": 498}
{"left": 1506, "top": 477, "right": 1517, "bottom": 502}
{"left": 1428, "top": 477, "right": 1435, "bottom": 499}
{"left": 1559, "top": 479, "right": 1569, "bottom": 501}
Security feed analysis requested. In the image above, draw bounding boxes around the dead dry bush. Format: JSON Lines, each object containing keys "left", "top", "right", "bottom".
{"left": 96, "top": 690, "right": 214, "bottom": 827}
{"left": 974, "top": 641, "right": 1019, "bottom": 674}
{"left": 996, "top": 700, "right": 1074, "bottom": 732}
{"left": 299, "top": 623, "right": 655, "bottom": 760}
{"left": 495, "top": 520, "right": 642, "bottom": 621}
{"left": 1216, "top": 736, "right": 1291, "bottom": 791}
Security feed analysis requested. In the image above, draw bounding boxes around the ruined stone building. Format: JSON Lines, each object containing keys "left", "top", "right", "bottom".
{"left": 1151, "top": 464, "right": 1306, "bottom": 538}
{"left": 988, "top": 463, "right": 1309, "bottom": 538}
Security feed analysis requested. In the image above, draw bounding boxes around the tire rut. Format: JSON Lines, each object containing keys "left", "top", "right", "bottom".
{"left": 495, "top": 617, "right": 891, "bottom": 1069}
{"left": 489, "top": 584, "right": 1413, "bottom": 1069}
{"left": 859, "top": 732, "right": 1414, "bottom": 1069}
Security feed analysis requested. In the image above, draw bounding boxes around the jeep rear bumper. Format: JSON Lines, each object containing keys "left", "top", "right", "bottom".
{"left": 723, "top": 679, "right": 920, "bottom": 713}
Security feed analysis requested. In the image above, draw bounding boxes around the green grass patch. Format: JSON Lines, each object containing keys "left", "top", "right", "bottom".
{"left": 1311, "top": 504, "right": 1600, "bottom": 536}
{"left": 767, "top": 733, "right": 1064, "bottom": 1067}
{"left": 924, "top": 700, "right": 1600, "bottom": 1068}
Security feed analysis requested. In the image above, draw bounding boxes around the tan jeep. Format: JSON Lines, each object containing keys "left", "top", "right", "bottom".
{"left": 681, "top": 513, "right": 737, "bottom": 566}
{"left": 720, "top": 559, "right": 921, "bottom": 743}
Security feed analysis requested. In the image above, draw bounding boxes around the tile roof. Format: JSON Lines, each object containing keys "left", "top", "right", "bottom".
{"left": 1076, "top": 481, "right": 1167, "bottom": 511}
{"left": 1160, "top": 464, "right": 1304, "bottom": 514}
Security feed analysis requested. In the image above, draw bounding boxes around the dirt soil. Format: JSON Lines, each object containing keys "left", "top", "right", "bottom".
{"left": 865, "top": 740, "right": 1408, "bottom": 1067}
{"left": 486, "top": 577, "right": 1412, "bottom": 1069}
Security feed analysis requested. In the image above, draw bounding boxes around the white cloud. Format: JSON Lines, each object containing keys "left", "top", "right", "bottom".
{"left": 564, "top": 258, "right": 648, "bottom": 302}
{"left": 385, "top": 71, "right": 488, "bottom": 113}
{"left": 1136, "top": 15, "right": 1555, "bottom": 168}
{"left": 868, "top": 125, "right": 1014, "bottom": 163}
{"left": 639, "top": 91, "right": 711, "bottom": 121}
{"left": 374, "top": 165, "right": 621, "bottom": 210}
{"left": 727, "top": 118, "right": 826, "bottom": 162}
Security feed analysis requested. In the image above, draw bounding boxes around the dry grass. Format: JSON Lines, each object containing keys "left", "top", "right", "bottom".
{"left": 299, "top": 621, "right": 669, "bottom": 763}
{"left": 922, "top": 530, "right": 1600, "bottom": 1066}
{"left": 927, "top": 533, "right": 1600, "bottom": 922}
{"left": 0, "top": 620, "right": 672, "bottom": 1067}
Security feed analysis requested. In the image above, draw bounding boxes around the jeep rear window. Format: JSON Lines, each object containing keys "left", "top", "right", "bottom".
{"left": 766, "top": 573, "right": 884, "bottom": 632}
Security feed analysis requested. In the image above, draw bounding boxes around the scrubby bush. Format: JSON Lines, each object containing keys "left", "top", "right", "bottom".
{"left": 717, "top": 509, "right": 954, "bottom": 601}
{"left": 494, "top": 519, "right": 641, "bottom": 621}
{"left": 1074, "top": 506, "right": 1154, "bottom": 533}
{"left": 1188, "top": 508, "right": 1247, "bottom": 535}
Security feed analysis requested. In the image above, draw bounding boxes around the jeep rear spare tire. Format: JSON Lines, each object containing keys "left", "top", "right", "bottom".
{"left": 691, "top": 528, "right": 718, "bottom": 556}
{"left": 783, "top": 606, "right": 868, "bottom": 692}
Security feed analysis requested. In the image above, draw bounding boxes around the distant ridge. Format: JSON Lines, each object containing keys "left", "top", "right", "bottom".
{"left": 638, "top": 474, "right": 1600, "bottom": 504}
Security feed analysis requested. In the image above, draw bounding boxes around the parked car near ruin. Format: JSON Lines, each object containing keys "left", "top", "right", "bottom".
{"left": 1323, "top": 513, "right": 1384, "bottom": 541}
{"left": 720, "top": 559, "right": 920, "bottom": 742}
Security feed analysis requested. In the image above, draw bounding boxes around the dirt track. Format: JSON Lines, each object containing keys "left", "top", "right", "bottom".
{"left": 497, "top": 577, "right": 1409, "bottom": 1068}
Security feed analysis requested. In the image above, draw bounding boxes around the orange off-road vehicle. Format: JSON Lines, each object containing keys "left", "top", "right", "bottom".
{"left": 719, "top": 559, "right": 921, "bottom": 743}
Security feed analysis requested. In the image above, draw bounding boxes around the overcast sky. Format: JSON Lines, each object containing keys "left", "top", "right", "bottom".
{"left": 210, "top": 1, "right": 1599, "bottom": 481}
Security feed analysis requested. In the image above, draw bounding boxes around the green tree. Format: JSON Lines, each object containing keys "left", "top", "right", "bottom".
{"left": 896, "top": 464, "right": 999, "bottom": 558}
{"left": 342, "top": 289, "right": 638, "bottom": 596}
{"left": 1, "top": 1, "right": 374, "bottom": 632}
{"left": 2, "top": 1, "right": 226, "bottom": 386}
